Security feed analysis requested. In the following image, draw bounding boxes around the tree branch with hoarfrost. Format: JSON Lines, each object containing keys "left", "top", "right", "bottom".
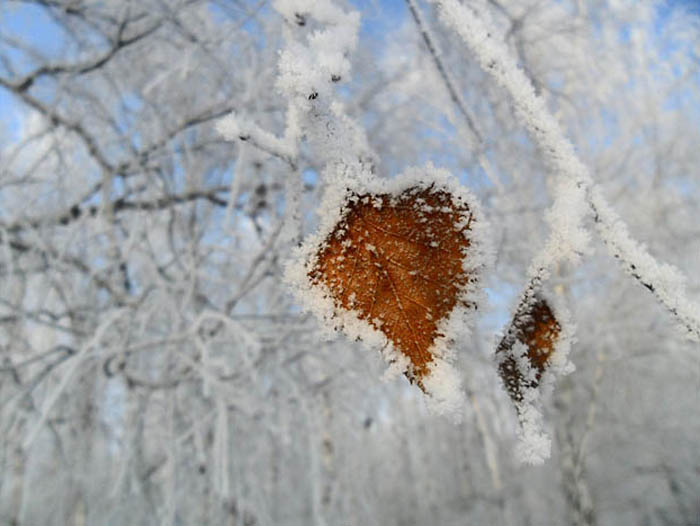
{"left": 428, "top": 0, "right": 700, "bottom": 342}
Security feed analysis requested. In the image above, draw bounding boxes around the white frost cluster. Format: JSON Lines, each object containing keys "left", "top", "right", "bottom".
{"left": 421, "top": 357, "right": 468, "bottom": 419}
{"left": 217, "top": 0, "right": 375, "bottom": 252}
{"left": 216, "top": 0, "right": 368, "bottom": 173}
{"left": 514, "top": 400, "right": 551, "bottom": 466}
{"left": 274, "top": 0, "right": 359, "bottom": 103}
{"left": 284, "top": 164, "right": 492, "bottom": 420}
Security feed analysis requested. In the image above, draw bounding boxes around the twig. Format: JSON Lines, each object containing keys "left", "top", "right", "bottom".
{"left": 429, "top": 0, "right": 700, "bottom": 341}
{"left": 404, "top": 0, "right": 483, "bottom": 144}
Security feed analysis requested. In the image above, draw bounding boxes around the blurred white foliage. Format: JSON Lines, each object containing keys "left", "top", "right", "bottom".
{"left": 0, "top": 0, "right": 698, "bottom": 525}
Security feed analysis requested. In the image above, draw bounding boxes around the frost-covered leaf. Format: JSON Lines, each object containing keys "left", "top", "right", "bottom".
{"left": 497, "top": 295, "right": 560, "bottom": 403}
{"left": 310, "top": 186, "right": 474, "bottom": 383}
{"left": 286, "top": 165, "right": 491, "bottom": 416}
{"left": 496, "top": 292, "right": 575, "bottom": 464}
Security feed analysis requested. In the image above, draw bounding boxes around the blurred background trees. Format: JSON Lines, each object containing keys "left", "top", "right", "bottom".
{"left": 0, "top": 0, "right": 698, "bottom": 524}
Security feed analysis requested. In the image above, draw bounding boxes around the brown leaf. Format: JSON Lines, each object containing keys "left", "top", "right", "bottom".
{"left": 309, "top": 186, "right": 476, "bottom": 386}
{"left": 497, "top": 295, "right": 561, "bottom": 404}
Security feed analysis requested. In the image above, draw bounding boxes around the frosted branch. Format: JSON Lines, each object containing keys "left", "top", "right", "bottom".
{"left": 588, "top": 188, "right": 700, "bottom": 340}
{"left": 429, "top": 0, "right": 700, "bottom": 341}
{"left": 24, "top": 308, "right": 126, "bottom": 449}
{"left": 216, "top": 114, "right": 298, "bottom": 168}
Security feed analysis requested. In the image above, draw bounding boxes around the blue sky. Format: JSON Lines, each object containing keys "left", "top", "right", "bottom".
{"left": 0, "top": 3, "right": 68, "bottom": 140}
{"left": 1, "top": 0, "right": 697, "bottom": 329}
{"left": 1, "top": 0, "right": 697, "bottom": 160}
{"left": 1, "top": 0, "right": 696, "bottom": 134}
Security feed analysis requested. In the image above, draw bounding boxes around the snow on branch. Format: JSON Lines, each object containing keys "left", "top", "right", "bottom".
{"left": 428, "top": 0, "right": 699, "bottom": 341}
{"left": 588, "top": 187, "right": 700, "bottom": 341}
{"left": 218, "top": 0, "right": 366, "bottom": 260}
{"left": 216, "top": 113, "right": 298, "bottom": 167}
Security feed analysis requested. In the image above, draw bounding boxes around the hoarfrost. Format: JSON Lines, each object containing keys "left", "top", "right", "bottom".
{"left": 429, "top": 0, "right": 700, "bottom": 340}
{"left": 284, "top": 164, "right": 492, "bottom": 419}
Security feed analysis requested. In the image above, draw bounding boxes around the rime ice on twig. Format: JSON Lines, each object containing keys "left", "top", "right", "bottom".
{"left": 428, "top": 0, "right": 700, "bottom": 341}
{"left": 216, "top": 113, "right": 297, "bottom": 167}
{"left": 285, "top": 164, "right": 491, "bottom": 418}
{"left": 496, "top": 290, "right": 574, "bottom": 464}
{"left": 588, "top": 187, "right": 700, "bottom": 341}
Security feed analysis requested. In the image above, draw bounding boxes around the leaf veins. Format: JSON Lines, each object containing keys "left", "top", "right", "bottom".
{"left": 309, "top": 186, "right": 475, "bottom": 386}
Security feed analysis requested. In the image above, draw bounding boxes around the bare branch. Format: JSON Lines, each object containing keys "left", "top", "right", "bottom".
{"left": 404, "top": 0, "right": 483, "bottom": 145}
